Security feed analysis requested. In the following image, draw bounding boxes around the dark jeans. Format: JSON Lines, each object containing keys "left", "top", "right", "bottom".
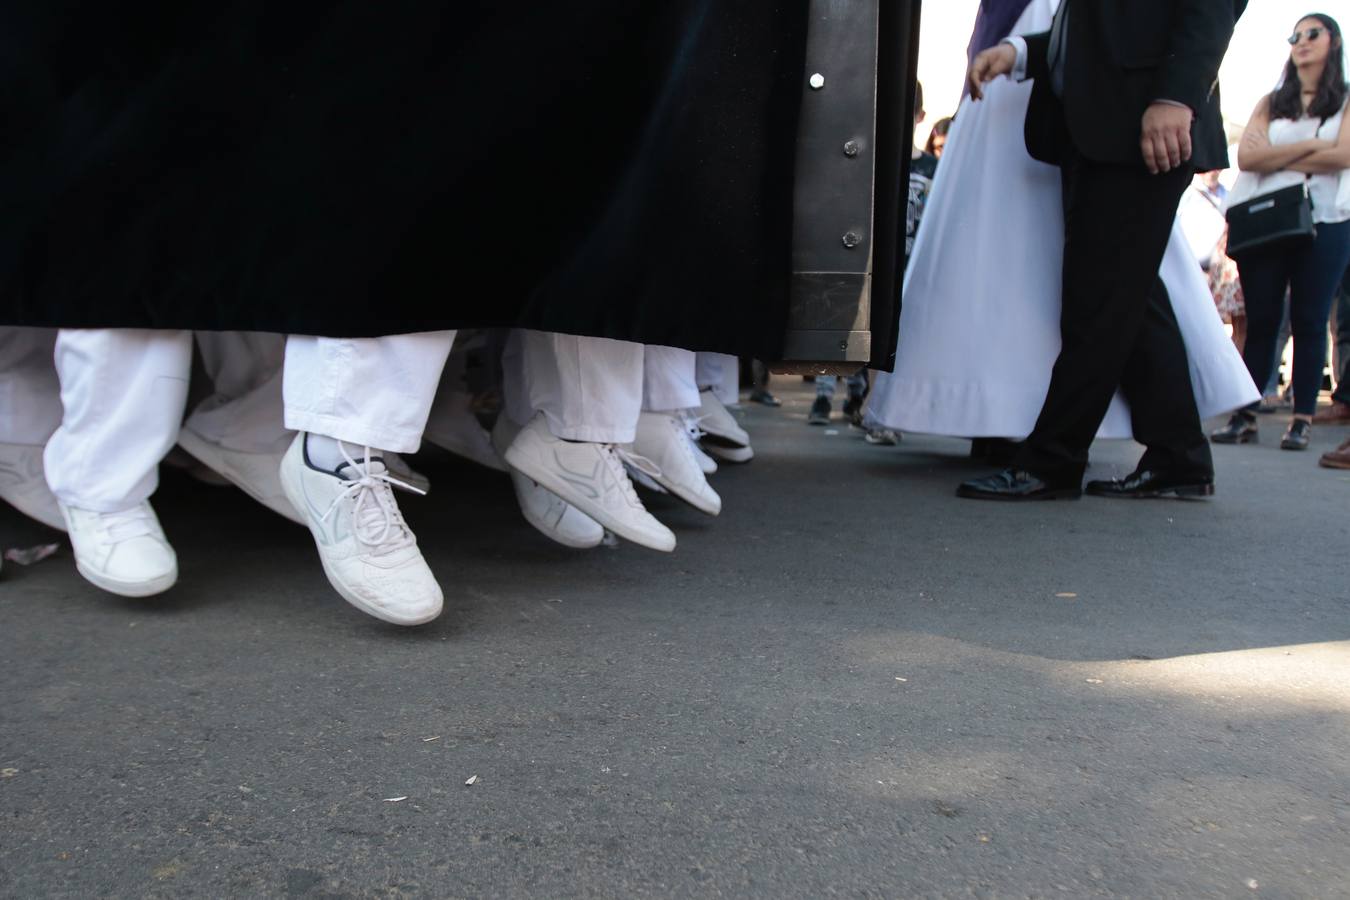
{"left": 1238, "top": 220, "right": 1350, "bottom": 416}
{"left": 815, "top": 369, "right": 868, "bottom": 401}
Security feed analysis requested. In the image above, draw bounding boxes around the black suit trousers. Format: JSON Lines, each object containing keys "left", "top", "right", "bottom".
{"left": 1014, "top": 144, "right": 1213, "bottom": 483}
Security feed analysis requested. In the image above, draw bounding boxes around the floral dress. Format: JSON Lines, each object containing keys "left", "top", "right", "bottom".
{"left": 1207, "top": 229, "right": 1245, "bottom": 321}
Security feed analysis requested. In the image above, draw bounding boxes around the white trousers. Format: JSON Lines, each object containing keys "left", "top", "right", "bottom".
{"left": 45, "top": 329, "right": 193, "bottom": 512}
{"left": 643, "top": 346, "right": 700, "bottom": 413}
{"left": 695, "top": 352, "right": 740, "bottom": 406}
{"left": 0, "top": 327, "right": 62, "bottom": 446}
{"left": 506, "top": 330, "right": 644, "bottom": 444}
{"left": 283, "top": 332, "right": 457, "bottom": 453}
{"left": 186, "top": 332, "right": 292, "bottom": 454}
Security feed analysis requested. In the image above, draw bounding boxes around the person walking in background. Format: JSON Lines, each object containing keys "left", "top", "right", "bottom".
{"left": 959, "top": 0, "right": 1246, "bottom": 501}
{"left": 925, "top": 117, "right": 954, "bottom": 159}
{"left": 866, "top": 0, "right": 1254, "bottom": 472}
{"left": 747, "top": 360, "right": 780, "bottom": 407}
{"left": 1212, "top": 14, "right": 1350, "bottom": 451}
{"left": 1208, "top": 229, "right": 1248, "bottom": 353}
{"left": 1179, "top": 169, "right": 1249, "bottom": 352}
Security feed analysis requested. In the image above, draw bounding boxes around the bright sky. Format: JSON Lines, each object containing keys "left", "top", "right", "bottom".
{"left": 914, "top": 0, "right": 1350, "bottom": 146}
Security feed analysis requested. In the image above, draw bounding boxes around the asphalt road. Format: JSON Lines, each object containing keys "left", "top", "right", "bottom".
{"left": 2, "top": 380, "right": 1348, "bottom": 899}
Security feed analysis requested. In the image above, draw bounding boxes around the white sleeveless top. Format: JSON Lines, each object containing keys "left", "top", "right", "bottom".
{"left": 1230, "top": 101, "right": 1350, "bottom": 224}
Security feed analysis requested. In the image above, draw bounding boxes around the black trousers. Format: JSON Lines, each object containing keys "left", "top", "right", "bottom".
{"left": 1015, "top": 144, "right": 1213, "bottom": 484}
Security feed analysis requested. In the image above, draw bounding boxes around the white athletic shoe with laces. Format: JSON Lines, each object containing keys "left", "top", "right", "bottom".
{"left": 503, "top": 413, "right": 676, "bottom": 552}
{"left": 177, "top": 425, "right": 305, "bottom": 524}
{"left": 0, "top": 442, "right": 66, "bottom": 531}
{"left": 630, "top": 412, "right": 722, "bottom": 516}
{"left": 678, "top": 411, "right": 718, "bottom": 475}
{"left": 279, "top": 434, "right": 443, "bottom": 626}
{"left": 696, "top": 389, "right": 750, "bottom": 449}
{"left": 490, "top": 417, "right": 604, "bottom": 549}
{"left": 61, "top": 501, "right": 177, "bottom": 597}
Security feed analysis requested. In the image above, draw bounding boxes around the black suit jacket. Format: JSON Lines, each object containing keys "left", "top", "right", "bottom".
{"left": 1023, "top": 0, "right": 1246, "bottom": 172}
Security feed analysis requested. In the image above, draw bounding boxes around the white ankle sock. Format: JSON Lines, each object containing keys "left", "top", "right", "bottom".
{"left": 304, "top": 433, "right": 371, "bottom": 471}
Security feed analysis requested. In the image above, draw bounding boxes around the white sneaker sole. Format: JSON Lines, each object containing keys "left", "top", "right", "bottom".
{"left": 504, "top": 444, "right": 675, "bottom": 553}
{"left": 313, "top": 553, "right": 443, "bottom": 626}
{"left": 649, "top": 472, "right": 721, "bottom": 516}
{"left": 511, "top": 473, "right": 605, "bottom": 550}
{"left": 703, "top": 442, "right": 754, "bottom": 464}
{"left": 178, "top": 428, "right": 305, "bottom": 525}
{"left": 75, "top": 559, "right": 177, "bottom": 598}
{"left": 278, "top": 451, "right": 442, "bottom": 626}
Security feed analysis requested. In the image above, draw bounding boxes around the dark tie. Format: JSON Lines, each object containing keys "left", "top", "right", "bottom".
{"left": 1047, "top": 0, "right": 1069, "bottom": 96}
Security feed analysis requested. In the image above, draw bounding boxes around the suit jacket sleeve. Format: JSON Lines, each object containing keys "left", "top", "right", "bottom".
{"left": 1023, "top": 31, "right": 1051, "bottom": 84}
{"left": 1151, "top": 0, "right": 1241, "bottom": 114}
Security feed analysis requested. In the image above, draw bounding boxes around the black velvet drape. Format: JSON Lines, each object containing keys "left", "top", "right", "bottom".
{"left": 0, "top": 2, "right": 808, "bottom": 359}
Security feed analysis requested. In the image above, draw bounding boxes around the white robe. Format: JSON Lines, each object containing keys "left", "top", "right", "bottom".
{"left": 866, "top": 0, "right": 1258, "bottom": 440}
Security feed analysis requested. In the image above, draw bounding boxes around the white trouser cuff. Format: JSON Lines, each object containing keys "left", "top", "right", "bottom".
{"left": 282, "top": 332, "right": 456, "bottom": 455}
{"left": 45, "top": 328, "right": 192, "bottom": 512}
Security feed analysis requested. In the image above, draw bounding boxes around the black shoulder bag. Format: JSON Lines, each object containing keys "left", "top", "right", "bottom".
{"left": 1224, "top": 180, "right": 1315, "bottom": 259}
{"left": 1224, "top": 115, "right": 1328, "bottom": 259}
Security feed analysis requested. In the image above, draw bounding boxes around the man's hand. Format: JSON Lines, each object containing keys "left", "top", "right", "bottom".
{"left": 1140, "top": 103, "right": 1194, "bottom": 175}
{"left": 967, "top": 44, "right": 1017, "bottom": 101}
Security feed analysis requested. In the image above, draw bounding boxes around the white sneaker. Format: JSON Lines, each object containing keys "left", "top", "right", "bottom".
{"left": 702, "top": 442, "right": 754, "bottom": 464}
{"left": 279, "top": 434, "right": 443, "bottom": 626}
{"left": 503, "top": 413, "right": 676, "bottom": 552}
{"left": 177, "top": 426, "right": 305, "bottom": 525}
{"left": 61, "top": 501, "right": 177, "bottom": 597}
{"left": 424, "top": 393, "right": 509, "bottom": 473}
{"left": 697, "top": 389, "right": 750, "bottom": 449}
{"left": 625, "top": 461, "right": 669, "bottom": 495}
{"left": 384, "top": 452, "right": 431, "bottom": 495}
{"left": 490, "top": 417, "right": 604, "bottom": 550}
{"left": 0, "top": 442, "right": 66, "bottom": 531}
{"left": 677, "top": 411, "right": 718, "bottom": 475}
{"left": 630, "top": 412, "right": 722, "bottom": 516}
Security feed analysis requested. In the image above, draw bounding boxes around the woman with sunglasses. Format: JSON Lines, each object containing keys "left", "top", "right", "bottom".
{"left": 1213, "top": 14, "right": 1350, "bottom": 450}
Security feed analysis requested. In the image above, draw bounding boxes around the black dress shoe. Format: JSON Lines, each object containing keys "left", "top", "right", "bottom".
{"left": 957, "top": 467, "right": 1082, "bottom": 501}
{"left": 1084, "top": 469, "right": 1215, "bottom": 499}
{"left": 1210, "top": 412, "right": 1257, "bottom": 444}
{"left": 1280, "top": 419, "right": 1311, "bottom": 450}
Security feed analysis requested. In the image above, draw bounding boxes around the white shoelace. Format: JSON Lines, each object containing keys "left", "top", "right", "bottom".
{"left": 322, "top": 444, "right": 425, "bottom": 550}
{"left": 99, "top": 506, "right": 158, "bottom": 542}
{"left": 679, "top": 410, "right": 709, "bottom": 442}
{"left": 609, "top": 445, "right": 661, "bottom": 506}
{"left": 673, "top": 412, "right": 708, "bottom": 469}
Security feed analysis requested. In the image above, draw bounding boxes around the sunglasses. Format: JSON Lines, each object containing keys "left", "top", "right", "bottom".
{"left": 1289, "top": 26, "right": 1327, "bottom": 45}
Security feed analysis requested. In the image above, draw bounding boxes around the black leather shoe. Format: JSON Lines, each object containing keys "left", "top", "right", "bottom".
{"left": 1280, "top": 419, "right": 1311, "bottom": 450}
{"left": 1085, "top": 469, "right": 1215, "bottom": 499}
{"left": 1210, "top": 412, "right": 1257, "bottom": 444}
{"left": 957, "top": 468, "right": 1082, "bottom": 501}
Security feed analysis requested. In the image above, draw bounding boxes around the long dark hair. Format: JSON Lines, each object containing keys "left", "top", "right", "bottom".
{"left": 1270, "top": 13, "right": 1348, "bottom": 120}
{"left": 925, "top": 117, "right": 953, "bottom": 156}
